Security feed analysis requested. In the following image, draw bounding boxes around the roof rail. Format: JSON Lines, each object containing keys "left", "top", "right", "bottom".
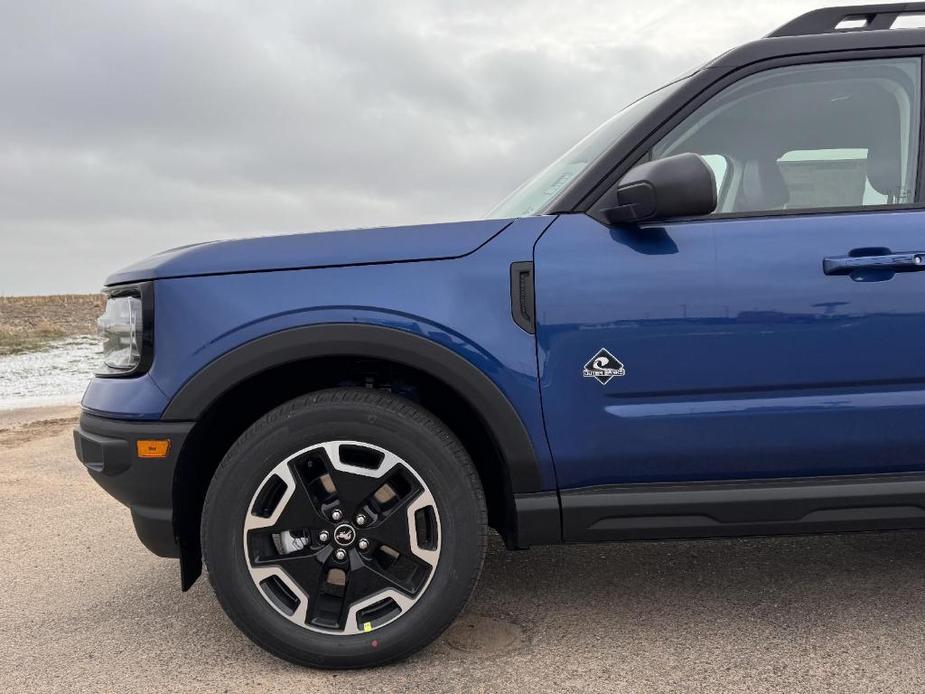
{"left": 769, "top": 3, "right": 925, "bottom": 38}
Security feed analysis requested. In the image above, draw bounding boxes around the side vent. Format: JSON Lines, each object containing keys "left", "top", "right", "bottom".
{"left": 510, "top": 261, "right": 535, "bottom": 334}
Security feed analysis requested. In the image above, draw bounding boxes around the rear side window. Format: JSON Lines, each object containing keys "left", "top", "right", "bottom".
{"left": 651, "top": 57, "right": 922, "bottom": 215}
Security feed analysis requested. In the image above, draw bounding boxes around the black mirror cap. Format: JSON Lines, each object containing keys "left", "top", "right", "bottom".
{"left": 594, "top": 152, "right": 717, "bottom": 226}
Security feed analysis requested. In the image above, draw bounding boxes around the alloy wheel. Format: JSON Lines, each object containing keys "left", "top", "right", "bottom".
{"left": 242, "top": 441, "right": 440, "bottom": 635}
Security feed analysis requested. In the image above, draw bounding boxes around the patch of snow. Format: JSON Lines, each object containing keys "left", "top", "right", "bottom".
{"left": 0, "top": 336, "right": 99, "bottom": 410}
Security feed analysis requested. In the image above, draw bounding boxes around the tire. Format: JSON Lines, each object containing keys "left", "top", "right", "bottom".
{"left": 201, "top": 388, "right": 487, "bottom": 668}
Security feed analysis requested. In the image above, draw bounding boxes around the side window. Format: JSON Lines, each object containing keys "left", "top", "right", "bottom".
{"left": 651, "top": 58, "right": 922, "bottom": 215}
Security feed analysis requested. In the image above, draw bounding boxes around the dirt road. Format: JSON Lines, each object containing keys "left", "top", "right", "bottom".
{"left": 3, "top": 406, "right": 925, "bottom": 693}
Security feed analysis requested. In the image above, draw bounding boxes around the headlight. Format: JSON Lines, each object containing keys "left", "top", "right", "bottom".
{"left": 96, "top": 287, "right": 151, "bottom": 376}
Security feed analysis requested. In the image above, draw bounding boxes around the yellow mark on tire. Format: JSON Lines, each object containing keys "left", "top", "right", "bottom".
{"left": 363, "top": 622, "right": 373, "bottom": 632}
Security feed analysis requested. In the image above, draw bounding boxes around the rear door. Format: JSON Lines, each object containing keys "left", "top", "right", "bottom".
{"left": 535, "top": 54, "right": 925, "bottom": 490}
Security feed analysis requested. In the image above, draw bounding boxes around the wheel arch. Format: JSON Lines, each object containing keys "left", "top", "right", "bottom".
{"left": 167, "top": 324, "right": 546, "bottom": 589}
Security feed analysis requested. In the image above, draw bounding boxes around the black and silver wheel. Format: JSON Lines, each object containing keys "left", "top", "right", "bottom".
{"left": 202, "top": 388, "right": 487, "bottom": 668}
{"left": 243, "top": 439, "right": 441, "bottom": 634}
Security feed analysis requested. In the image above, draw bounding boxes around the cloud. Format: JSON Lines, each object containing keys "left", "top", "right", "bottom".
{"left": 0, "top": 0, "right": 830, "bottom": 293}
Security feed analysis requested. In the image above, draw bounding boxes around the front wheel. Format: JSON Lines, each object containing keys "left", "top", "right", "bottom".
{"left": 201, "top": 388, "right": 487, "bottom": 668}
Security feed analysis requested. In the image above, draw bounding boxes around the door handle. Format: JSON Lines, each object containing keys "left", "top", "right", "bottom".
{"left": 823, "top": 251, "right": 925, "bottom": 276}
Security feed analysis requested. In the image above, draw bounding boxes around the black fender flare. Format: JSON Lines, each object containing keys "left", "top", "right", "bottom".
{"left": 162, "top": 323, "right": 542, "bottom": 494}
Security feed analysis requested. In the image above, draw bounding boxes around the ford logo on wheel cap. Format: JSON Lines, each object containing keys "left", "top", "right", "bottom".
{"left": 333, "top": 524, "right": 356, "bottom": 546}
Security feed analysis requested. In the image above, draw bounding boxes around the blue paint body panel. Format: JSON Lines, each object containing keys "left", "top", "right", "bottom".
{"left": 82, "top": 374, "right": 169, "bottom": 420}
{"left": 535, "top": 211, "right": 925, "bottom": 488}
{"left": 105, "top": 219, "right": 513, "bottom": 285}
{"left": 83, "top": 216, "right": 560, "bottom": 491}
{"left": 83, "top": 204, "right": 925, "bottom": 497}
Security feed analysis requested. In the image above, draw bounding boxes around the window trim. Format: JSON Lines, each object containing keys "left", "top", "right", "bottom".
{"left": 581, "top": 47, "right": 925, "bottom": 224}
{"left": 667, "top": 201, "right": 923, "bottom": 224}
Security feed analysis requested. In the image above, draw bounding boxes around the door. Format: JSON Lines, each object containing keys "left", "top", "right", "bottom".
{"left": 535, "top": 55, "right": 925, "bottom": 490}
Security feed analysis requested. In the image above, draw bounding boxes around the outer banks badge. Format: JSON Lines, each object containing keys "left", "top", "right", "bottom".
{"left": 583, "top": 348, "right": 625, "bottom": 385}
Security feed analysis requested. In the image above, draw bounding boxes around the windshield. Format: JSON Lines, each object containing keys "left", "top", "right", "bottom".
{"left": 487, "top": 77, "right": 690, "bottom": 218}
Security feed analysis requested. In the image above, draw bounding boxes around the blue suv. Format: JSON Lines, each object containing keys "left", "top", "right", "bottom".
{"left": 74, "top": 4, "right": 925, "bottom": 667}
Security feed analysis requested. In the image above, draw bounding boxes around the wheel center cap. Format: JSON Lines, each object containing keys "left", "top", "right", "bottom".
{"left": 333, "top": 524, "right": 356, "bottom": 546}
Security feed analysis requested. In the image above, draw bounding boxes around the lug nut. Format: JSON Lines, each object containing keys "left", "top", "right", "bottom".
{"left": 330, "top": 509, "right": 343, "bottom": 522}
{"left": 318, "top": 530, "right": 330, "bottom": 543}
{"left": 357, "top": 538, "right": 369, "bottom": 551}
{"left": 355, "top": 514, "right": 367, "bottom": 526}
{"left": 334, "top": 548, "right": 347, "bottom": 561}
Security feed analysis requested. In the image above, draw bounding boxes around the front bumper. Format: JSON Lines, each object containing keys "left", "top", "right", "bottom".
{"left": 73, "top": 413, "right": 194, "bottom": 557}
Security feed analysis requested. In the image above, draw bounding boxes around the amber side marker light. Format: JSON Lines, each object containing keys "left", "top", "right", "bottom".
{"left": 137, "top": 439, "right": 171, "bottom": 459}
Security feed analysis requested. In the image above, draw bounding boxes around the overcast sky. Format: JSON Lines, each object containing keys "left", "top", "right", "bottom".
{"left": 0, "top": 0, "right": 877, "bottom": 294}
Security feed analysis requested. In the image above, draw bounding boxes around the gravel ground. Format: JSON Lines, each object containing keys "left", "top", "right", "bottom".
{"left": 4, "top": 407, "right": 925, "bottom": 693}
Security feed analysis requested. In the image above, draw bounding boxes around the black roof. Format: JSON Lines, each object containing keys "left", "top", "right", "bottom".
{"left": 710, "top": 3, "right": 925, "bottom": 68}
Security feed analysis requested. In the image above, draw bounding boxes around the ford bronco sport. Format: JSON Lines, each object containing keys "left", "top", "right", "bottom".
{"left": 74, "top": 4, "right": 925, "bottom": 668}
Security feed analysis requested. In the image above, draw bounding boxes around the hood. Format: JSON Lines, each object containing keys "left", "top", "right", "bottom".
{"left": 105, "top": 218, "right": 514, "bottom": 286}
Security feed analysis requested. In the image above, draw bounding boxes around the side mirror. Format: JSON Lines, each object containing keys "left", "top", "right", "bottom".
{"left": 595, "top": 152, "right": 717, "bottom": 225}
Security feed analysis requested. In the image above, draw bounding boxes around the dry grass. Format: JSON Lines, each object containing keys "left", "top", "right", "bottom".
{"left": 0, "top": 326, "right": 68, "bottom": 356}
{"left": 0, "top": 294, "right": 103, "bottom": 356}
